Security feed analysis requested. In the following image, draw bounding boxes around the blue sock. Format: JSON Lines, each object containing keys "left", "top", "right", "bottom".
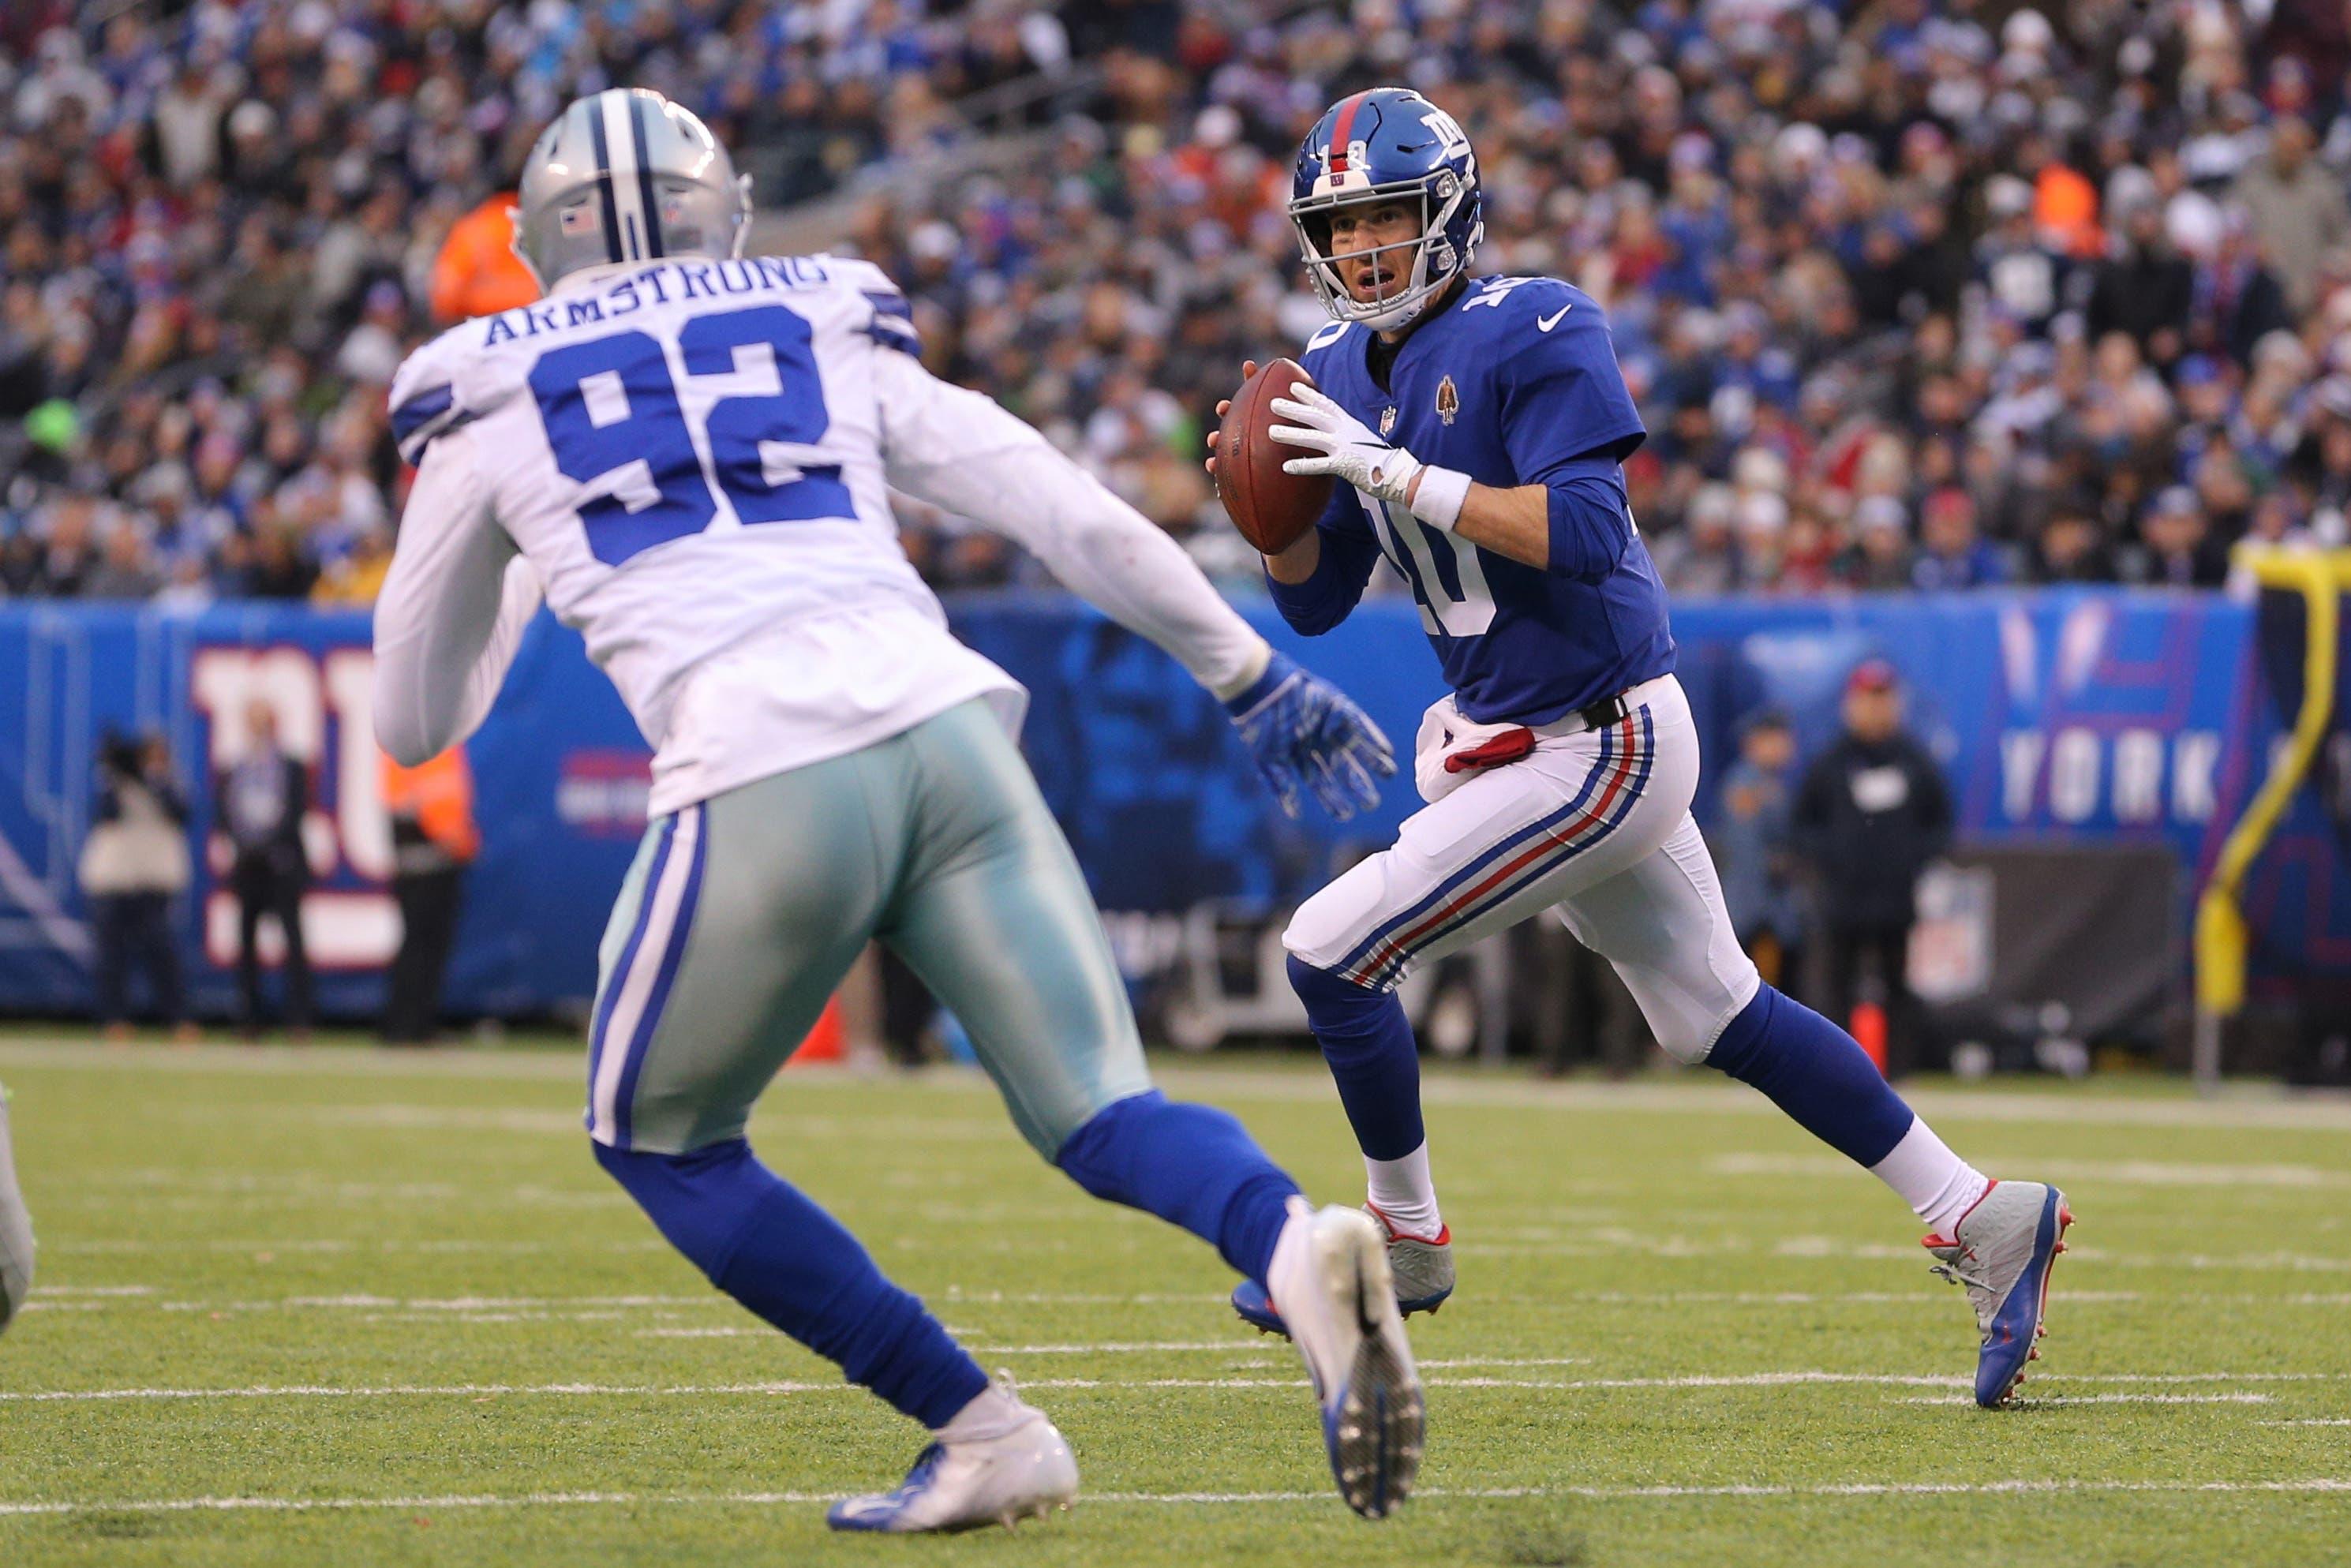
{"left": 596, "top": 1139, "right": 986, "bottom": 1428}
{"left": 1054, "top": 1091, "right": 1301, "bottom": 1283}
{"left": 1288, "top": 956, "right": 1424, "bottom": 1160}
{"left": 1705, "top": 985, "right": 1915, "bottom": 1168}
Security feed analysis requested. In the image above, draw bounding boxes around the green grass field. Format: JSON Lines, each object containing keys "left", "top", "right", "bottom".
{"left": 2, "top": 1035, "right": 2349, "bottom": 1566}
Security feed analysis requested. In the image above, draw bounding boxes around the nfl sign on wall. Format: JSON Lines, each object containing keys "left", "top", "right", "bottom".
{"left": 0, "top": 604, "right": 657, "bottom": 1020}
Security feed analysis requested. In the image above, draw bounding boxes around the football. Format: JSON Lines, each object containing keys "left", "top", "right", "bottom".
{"left": 1215, "top": 357, "right": 1335, "bottom": 555}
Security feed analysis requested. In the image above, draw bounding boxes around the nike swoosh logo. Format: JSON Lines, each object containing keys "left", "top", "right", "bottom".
{"left": 1538, "top": 305, "right": 1573, "bottom": 332}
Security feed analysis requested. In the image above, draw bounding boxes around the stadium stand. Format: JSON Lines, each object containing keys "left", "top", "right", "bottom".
{"left": 4, "top": 0, "right": 2351, "bottom": 606}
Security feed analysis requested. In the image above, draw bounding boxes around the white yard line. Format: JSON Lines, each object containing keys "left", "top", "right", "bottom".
{"left": 84, "top": 1283, "right": 2348, "bottom": 1310}
{"left": 5, "top": 1477, "right": 2351, "bottom": 1521}
{"left": 1898, "top": 1393, "right": 2278, "bottom": 1406}
{"left": 42, "top": 1238, "right": 668, "bottom": 1257}
{"left": 11, "top": 1370, "right": 2344, "bottom": 1404}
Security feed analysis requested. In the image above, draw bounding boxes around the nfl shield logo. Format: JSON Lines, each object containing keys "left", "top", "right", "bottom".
{"left": 1380, "top": 406, "right": 1397, "bottom": 437}
{"left": 1436, "top": 374, "right": 1459, "bottom": 426}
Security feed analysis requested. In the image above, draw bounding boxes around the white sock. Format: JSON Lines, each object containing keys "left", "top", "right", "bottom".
{"left": 934, "top": 1379, "right": 1030, "bottom": 1441}
{"left": 1869, "top": 1117, "right": 1990, "bottom": 1237}
{"left": 1365, "top": 1141, "right": 1443, "bottom": 1239}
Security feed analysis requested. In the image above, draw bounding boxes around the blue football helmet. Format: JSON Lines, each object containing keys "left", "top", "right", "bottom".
{"left": 1290, "top": 87, "right": 1484, "bottom": 331}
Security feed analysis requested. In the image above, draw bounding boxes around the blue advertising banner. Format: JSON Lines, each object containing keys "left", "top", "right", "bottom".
{"left": 0, "top": 586, "right": 2330, "bottom": 1024}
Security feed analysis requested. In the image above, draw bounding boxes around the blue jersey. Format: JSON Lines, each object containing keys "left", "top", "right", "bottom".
{"left": 1272, "top": 275, "right": 1675, "bottom": 725}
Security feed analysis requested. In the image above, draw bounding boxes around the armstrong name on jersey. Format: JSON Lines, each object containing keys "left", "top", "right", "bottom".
{"left": 473, "top": 256, "right": 849, "bottom": 350}
{"left": 1293, "top": 274, "right": 1677, "bottom": 726}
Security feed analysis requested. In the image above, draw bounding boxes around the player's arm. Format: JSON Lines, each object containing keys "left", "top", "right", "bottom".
{"left": 874, "top": 347, "right": 1269, "bottom": 696}
{"left": 1407, "top": 458, "right": 1635, "bottom": 577}
{"left": 371, "top": 423, "right": 543, "bottom": 766}
{"left": 872, "top": 346, "right": 1392, "bottom": 818}
{"left": 1263, "top": 484, "right": 1383, "bottom": 634}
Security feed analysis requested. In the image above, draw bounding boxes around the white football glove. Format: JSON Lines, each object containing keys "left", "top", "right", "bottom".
{"left": 1267, "top": 386, "right": 1424, "bottom": 506}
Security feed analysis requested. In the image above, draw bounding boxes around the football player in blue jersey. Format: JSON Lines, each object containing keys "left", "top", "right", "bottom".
{"left": 1209, "top": 87, "right": 2072, "bottom": 1409}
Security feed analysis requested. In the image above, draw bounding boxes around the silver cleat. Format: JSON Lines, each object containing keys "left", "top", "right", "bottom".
{"left": 1924, "top": 1180, "right": 2074, "bottom": 1409}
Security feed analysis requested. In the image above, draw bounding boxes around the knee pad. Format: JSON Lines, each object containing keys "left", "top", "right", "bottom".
{"left": 1652, "top": 976, "right": 1758, "bottom": 1066}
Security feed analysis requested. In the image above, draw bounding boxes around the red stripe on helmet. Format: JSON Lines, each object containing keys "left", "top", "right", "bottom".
{"left": 1326, "top": 92, "right": 1372, "bottom": 174}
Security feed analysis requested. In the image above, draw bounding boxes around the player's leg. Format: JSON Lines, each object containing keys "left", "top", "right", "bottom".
{"left": 1278, "top": 691, "right": 1690, "bottom": 1303}
{"left": 0, "top": 1080, "right": 30, "bottom": 1334}
{"left": 583, "top": 754, "right": 1061, "bottom": 1529}
{"left": 1556, "top": 809, "right": 2072, "bottom": 1407}
{"left": 882, "top": 701, "right": 1421, "bottom": 1518}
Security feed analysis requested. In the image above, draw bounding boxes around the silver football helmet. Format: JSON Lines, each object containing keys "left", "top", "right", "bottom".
{"left": 512, "top": 88, "right": 751, "bottom": 288}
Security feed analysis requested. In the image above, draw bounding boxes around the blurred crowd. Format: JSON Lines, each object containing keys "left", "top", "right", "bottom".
{"left": 0, "top": 0, "right": 1070, "bottom": 604}
{"left": 9, "top": 0, "right": 2351, "bottom": 604}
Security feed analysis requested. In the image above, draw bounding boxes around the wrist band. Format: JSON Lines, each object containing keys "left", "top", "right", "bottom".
{"left": 1409, "top": 465, "right": 1472, "bottom": 532}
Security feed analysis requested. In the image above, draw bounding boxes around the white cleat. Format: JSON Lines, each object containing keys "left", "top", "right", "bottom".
{"left": 1267, "top": 1196, "right": 1426, "bottom": 1519}
{"left": 0, "top": 1083, "right": 30, "bottom": 1337}
{"left": 825, "top": 1384, "right": 1077, "bottom": 1534}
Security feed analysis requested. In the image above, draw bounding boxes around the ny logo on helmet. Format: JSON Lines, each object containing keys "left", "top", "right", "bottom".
{"left": 1421, "top": 106, "right": 1472, "bottom": 164}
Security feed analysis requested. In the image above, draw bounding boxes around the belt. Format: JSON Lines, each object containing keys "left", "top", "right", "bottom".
{"left": 1571, "top": 693, "right": 1629, "bottom": 732}
{"left": 1529, "top": 675, "right": 1674, "bottom": 739}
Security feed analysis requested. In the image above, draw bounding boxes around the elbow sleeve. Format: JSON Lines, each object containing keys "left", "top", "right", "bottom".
{"left": 1544, "top": 473, "right": 1635, "bottom": 582}
{"left": 372, "top": 694, "right": 438, "bottom": 770}
{"left": 1263, "top": 528, "right": 1376, "bottom": 634}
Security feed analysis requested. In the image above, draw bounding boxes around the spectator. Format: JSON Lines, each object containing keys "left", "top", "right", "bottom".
{"left": 2121, "top": 486, "right": 2232, "bottom": 586}
{"left": 1795, "top": 661, "right": 1953, "bottom": 1076}
{"left": 2086, "top": 199, "right": 2196, "bottom": 367}
{"left": 78, "top": 732, "right": 193, "bottom": 1042}
{"left": 2231, "top": 117, "right": 2351, "bottom": 316}
{"left": 429, "top": 193, "right": 540, "bottom": 325}
{"left": 1841, "top": 496, "right": 1917, "bottom": 590}
{"left": 379, "top": 746, "right": 480, "bottom": 1046}
{"left": 1715, "top": 709, "right": 1806, "bottom": 997}
{"left": 2028, "top": 495, "right": 2121, "bottom": 582}
{"left": 1911, "top": 488, "right": 2008, "bottom": 590}
{"left": 216, "top": 701, "right": 312, "bottom": 1039}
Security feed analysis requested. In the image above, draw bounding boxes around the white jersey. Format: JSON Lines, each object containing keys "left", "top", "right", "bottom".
{"left": 373, "top": 255, "right": 1268, "bottom": 813}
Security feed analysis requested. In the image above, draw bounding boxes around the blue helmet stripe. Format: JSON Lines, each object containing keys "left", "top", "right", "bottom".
{"left": 628, "top": 94, "right": 665, "bottom": 260}
{"left": 584, "top": 103, "right": 623, "bottom": 264}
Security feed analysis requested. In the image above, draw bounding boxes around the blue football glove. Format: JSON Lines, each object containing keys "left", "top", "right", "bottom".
{"left": 1223, "top": 652, "right": 1396, "bottom": 821}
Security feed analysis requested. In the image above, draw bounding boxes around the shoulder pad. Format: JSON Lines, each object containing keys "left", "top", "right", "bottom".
{"left": 810, "top": 253, "right": 897, "bottom": 297}
{"left": 1302, "top": 318, "right": 1352, "bottom": 360}
{"left": 387, "top": 324, "right": 489, "bottom": 466}
{"left": 1458, "top": 274, "right": 1584, "bottom": 318}
{"left": 810, "top": 253, "right": 920, "bottom": 357}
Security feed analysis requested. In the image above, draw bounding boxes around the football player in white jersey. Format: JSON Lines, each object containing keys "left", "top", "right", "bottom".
{"left": 0, "top": 1082, "right": 30, "bottom": 1338}
{"left": 372, "top": 89, "right": 1421, "bottom": 1531}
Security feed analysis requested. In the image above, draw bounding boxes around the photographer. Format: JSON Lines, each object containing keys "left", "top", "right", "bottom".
{"left": 78, "top": 731, "right": 194, "bottom": 1042}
